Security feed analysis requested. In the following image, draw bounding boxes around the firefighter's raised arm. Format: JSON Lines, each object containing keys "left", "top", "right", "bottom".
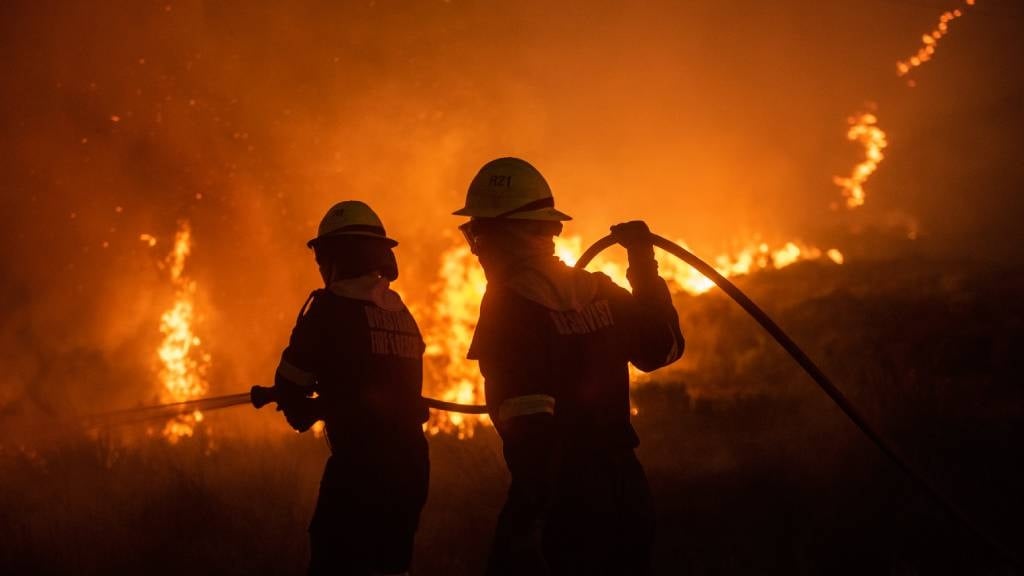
{"left": 610, "top": 220, "right": 685, "bottom": 372}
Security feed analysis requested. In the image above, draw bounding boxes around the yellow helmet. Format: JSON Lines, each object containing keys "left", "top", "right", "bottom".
{"left": 307, "top": 200, "right": 398, "bottom": 248}
{"left": 453, "top": 157, "right": 572, "bottom": 221}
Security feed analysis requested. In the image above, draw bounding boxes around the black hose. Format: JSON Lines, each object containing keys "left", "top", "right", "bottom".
{"left": 577, "top": 233, "right": 1020, "bottom": 570}
{"left": 424, "top": 398, "right": 489, "bottom": 414}
{"left": 89, "top": 391, "right": 488, "bottom": 427}
{"left": 85, "top": 393, "right": 254, "bottom": 427}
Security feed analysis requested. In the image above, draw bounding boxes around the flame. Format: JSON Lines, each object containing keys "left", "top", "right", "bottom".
{"left": 557, "top": 237, "right": 841, "bottom": 296}
{"left": 833, "top": 110, "right": 888, "bottom": 209}
{"left": 896, "top": 0, "right": 977, "bottom": 82}
{"left": 156, "top": 221, "right": 210, "bottom": 442}
{"left": 420, "top": 235, "right": 843, "bottom": 436}
{"left": 418, "top": 242, "right": 491, "bottom": 438}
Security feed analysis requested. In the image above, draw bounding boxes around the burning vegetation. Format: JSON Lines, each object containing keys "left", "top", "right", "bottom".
{"left": 155, "top": 222, "right": 210, "bottom": 441}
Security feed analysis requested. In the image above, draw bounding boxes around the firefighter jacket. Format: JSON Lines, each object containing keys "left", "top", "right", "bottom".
{"left": 275, "top": 277, "right": 429, "bottom": 467}
{"left": 470, "top": 257, "right": 682, "bottom": 446}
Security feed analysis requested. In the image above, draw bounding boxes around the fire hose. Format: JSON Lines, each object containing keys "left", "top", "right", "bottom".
{"left": 88, "top": 231, "right": 1016, "bottom": 567}
{"left": 89, "top": 388, "right": 488, "bottom": 427}
{"left": 86, "top": 391, "right": 487, "bottom": 427}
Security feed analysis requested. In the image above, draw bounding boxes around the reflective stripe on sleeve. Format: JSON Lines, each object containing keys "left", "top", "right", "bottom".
{"left": 276, "top": 359, "right": 316, "bottom": 388}
{"left": 497, "top": 394, "right": 556, "bottom": 423}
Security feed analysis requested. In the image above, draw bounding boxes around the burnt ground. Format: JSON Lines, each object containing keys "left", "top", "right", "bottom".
{"left": 1, "top": 258, "right": 1022, "bottom": 575}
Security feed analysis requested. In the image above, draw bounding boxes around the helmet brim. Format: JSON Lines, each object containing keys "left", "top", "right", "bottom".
{"left": 451, "top": 206, "right": 572, "bottom": 221}
{"left": 307, "top": 231, "right": 399, "bottom": 249}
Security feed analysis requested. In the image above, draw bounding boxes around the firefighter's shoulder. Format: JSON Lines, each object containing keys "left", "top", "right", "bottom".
{"left": 477, "top": 282, "right": 512, "bottom": 317}
{"left": 590, "top": 270, "right": 632, "bottom": 297}
{"left": 294, "top": 288, "right": 330, "bottom": 323}
{"left": 469, "top": 285, "right": 539, "bottom": 361}
{"left": 468, "top": 287, "right": 505, "bottom": 360}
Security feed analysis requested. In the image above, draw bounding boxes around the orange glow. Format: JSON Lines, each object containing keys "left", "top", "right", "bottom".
{"left": 420, "top": 235, "right": 843, "bottom": 436}
{"left": 833, "top": 110, "right": 888, "bottom": 209}
{"left": 895, "top": 1, "right": 978, "bottom": 81}
{"left": 157, "top": 222, "right": 210, "bottom": 442}
{"left": 418, "top": 242, "right": 491, "bottom": 438}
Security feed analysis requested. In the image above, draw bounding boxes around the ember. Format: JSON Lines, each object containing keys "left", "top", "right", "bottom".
{"left": 896, "top": 0, "right": 978, "bottom": 81}
{"left": 833, "top": 110, "right": 888, "bottom": 209}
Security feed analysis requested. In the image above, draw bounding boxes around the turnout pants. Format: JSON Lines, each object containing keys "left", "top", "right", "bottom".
{"left": 488, "top": 448, "right": 655, "bottom": 576}
{"left": 308, "top": 452, "right": 428, "bottom": 576}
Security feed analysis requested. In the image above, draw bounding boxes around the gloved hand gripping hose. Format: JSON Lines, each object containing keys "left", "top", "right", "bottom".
{"left": 578, "top": 231, "right": 1020, "bottom": 570}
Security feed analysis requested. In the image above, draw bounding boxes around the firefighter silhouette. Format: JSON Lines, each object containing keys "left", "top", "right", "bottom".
{"left": 455, "top": 158, "right": 685, "bottom": 575}
{"left": 274, "top": 200, "right": 429, "bottom": 576}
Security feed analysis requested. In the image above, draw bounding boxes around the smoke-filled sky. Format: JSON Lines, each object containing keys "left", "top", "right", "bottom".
{"left": 1, "top": 0, "right": 1022, "bottom": 418}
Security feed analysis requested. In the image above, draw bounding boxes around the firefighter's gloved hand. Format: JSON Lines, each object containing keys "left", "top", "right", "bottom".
{"left": 611, "top": 220, "right": 657, "bottom": 272}
{"left": 610, "top": 220, "right": 654, "bottom": 250}
{"left": 281, "top": 396, "right": 321, "bottom": 433}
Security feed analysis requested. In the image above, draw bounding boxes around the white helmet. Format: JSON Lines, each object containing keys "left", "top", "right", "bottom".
{"left": 308, "top": 200, "right": 398, "bottom": 248}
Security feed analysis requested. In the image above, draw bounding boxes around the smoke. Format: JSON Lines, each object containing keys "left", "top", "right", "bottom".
{"left": 1, "top": 0, "right": 1021, "bottom": 429}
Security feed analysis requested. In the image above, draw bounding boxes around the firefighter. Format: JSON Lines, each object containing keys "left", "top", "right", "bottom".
{"left": 274, "top": 200, "right": 429, "bottom": 576}
{"left": 454, "top": 157, "right": 684, "bottom": 575}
